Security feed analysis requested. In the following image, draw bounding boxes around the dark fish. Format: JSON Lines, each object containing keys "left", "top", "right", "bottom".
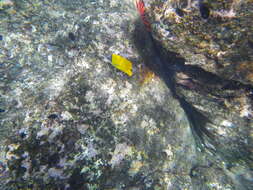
{"left": 199, "top": 3, "right": 210, "bottom": 19}
{"left": 135, "top": 0, "right": 175, "bottom": 86}
{"left": 135, "top": 0, "right": 214, "bottom": 151}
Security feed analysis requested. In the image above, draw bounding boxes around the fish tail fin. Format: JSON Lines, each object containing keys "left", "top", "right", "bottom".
{"left": 135, "top": 0, "right": 152, "bottom": 32}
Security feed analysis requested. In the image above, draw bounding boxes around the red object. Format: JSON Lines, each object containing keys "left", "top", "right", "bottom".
{"left": 136, "top": 0, "right": 151, "bottom": 32}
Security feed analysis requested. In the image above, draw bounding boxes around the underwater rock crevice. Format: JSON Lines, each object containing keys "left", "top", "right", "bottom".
{"left": 133, "top": 2, "right": 253, "bottom": 187}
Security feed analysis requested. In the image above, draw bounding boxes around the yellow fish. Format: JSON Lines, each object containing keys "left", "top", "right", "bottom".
{"left": 111, "top": 54, "right": 133, "bottom": 76}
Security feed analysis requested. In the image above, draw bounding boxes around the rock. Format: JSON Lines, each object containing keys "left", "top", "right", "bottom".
{"left": 0, "top": 0, "right": 253, "bottom": 189}
{"left": 144, "top": 0, "right": 253, "bottom": 189}
{"left": 148, "top": 0, "right": 253, "bottom": 86}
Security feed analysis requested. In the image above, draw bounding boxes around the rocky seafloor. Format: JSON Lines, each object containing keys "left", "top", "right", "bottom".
{"left": 0, "top": 0, "right": 252, "bottom": 189}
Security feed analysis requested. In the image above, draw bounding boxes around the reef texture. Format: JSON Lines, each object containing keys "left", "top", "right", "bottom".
{"left": 148, "top": 0, "right": 253, "bottom": 85}
{"left": 0, "top": 0, "right": 253, "bottom": 190}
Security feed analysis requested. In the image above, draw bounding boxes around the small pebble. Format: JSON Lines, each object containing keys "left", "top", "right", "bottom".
{"left": 48, "top": 113, "right": 58, "bottom": 119}
{"left": 20, "top": 132, "right": 27, "bottom": 139}
{"left": 248, "top": 40, "right": 253, "bottom": 49}
{"left": 175, "top": 8, "right": 184, "bottom": 17}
